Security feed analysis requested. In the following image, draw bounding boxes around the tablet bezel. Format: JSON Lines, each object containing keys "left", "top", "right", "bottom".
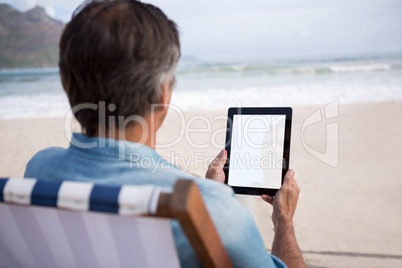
{"left": 224, "top": 107, "right": 292, "bottom": 196}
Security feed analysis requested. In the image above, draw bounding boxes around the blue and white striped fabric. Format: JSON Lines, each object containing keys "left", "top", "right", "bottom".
{"left": 0, "top": 178, "right": 180, "bottom": 268}
{"left": 0, "top": 178, "right": 161, "bottom": 215}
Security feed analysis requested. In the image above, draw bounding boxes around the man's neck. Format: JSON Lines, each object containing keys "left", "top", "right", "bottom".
{"left": 94, "top": 113, "right": 160, "bottom": 149}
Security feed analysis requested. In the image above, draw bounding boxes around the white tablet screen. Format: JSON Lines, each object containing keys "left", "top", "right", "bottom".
{"left": 228, "top": 114, "right": 286, "bottom": 189}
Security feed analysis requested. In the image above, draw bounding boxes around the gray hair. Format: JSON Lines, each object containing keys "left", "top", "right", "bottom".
{"left": 59, "top": 0, "right": 181, "bottom": 136}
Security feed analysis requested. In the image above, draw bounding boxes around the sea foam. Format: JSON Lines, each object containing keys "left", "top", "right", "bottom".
{"left": 1, "top": 54, "right": 401, "bottom": 119}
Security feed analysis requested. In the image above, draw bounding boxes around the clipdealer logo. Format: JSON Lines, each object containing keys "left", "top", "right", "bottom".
{"left": 302, "top": 100, "right": 339, "bottom": 167}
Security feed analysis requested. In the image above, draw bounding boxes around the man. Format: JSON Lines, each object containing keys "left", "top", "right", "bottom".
{"left": 25, "top": 0, "right": 304, "bottom": 267}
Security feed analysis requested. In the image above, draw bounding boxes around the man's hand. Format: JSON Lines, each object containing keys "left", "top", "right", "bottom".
{"left": 261, "top": 169, "right": 305, "bottom": 268}
{"left": 205, "top": 150, "right": 227, "bottom": 183}
{"left": 261, "top": 169, "right": 300, "bottom": 228}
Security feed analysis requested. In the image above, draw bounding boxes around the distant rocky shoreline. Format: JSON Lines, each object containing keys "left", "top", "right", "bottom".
{"left": 0, "top": 4, "right": 64, "bottom": 69}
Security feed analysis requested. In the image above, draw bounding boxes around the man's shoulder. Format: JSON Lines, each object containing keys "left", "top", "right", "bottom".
{"left": 24, "top": 147, "right": 67, "bottom": 178}
{"left": 28, "top": 147, "right": 67, "bottom": 163}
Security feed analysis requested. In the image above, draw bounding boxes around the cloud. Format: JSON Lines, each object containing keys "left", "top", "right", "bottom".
{"left": 44, "top": 5, "right": 55, "bottom": 17}
{"left": 300, "top": 30, "right": 312, "bottom": 38}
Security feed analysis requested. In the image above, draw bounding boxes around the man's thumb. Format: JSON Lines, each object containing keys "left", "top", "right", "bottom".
{"left": 219, "top": 150, "right": 227, "bottom": 168}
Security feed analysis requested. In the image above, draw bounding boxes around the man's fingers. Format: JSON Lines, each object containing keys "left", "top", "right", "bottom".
{"left": 261, "top": 195, "right": 274, "bottom": 206}
{"left": 283, "top": 169, "right": 295, "bottom": 184}
{"left": 205, "top": 150, "right": 227, "bottom": 183}
{"left": 282, "top": 169, "right": 300, "bottom": 195}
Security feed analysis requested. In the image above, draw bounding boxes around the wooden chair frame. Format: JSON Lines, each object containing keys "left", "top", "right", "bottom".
{"left": 157, "top": 180, "right": 233, "bottom": 268}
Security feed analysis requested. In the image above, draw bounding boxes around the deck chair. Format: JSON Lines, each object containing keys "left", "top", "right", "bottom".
{"left": 0, "top": 178, "right": 233, "bottom": 268}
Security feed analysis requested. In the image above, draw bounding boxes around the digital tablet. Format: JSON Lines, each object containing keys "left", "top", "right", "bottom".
{"left": 224, "top": 107, "right": 292, "bottom": 196}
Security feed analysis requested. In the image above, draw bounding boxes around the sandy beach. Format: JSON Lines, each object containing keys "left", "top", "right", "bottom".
{"left": 1, "top": 101, "right": 402, "bottom": 267}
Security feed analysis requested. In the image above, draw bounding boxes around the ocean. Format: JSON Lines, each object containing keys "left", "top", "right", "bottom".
{"left": 0, "top": 53, "right": 401, "bottom": 119}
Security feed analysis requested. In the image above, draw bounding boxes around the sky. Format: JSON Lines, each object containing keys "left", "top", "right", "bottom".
{"left": 3, "top": 0, "right": 402, "bottom": 60}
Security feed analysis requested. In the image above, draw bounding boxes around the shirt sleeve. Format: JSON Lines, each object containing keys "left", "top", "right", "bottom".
{"left": 197, "top": 180, "right": 287, "bottom": 268}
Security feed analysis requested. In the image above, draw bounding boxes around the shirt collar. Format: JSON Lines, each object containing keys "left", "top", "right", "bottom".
{"left": 69, "top": 132, "right": 160, "bottom": 162}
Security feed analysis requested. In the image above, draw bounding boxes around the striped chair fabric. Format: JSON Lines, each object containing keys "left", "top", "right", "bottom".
{"left": 0, "top": 178, "right": 180, "bottom": 268}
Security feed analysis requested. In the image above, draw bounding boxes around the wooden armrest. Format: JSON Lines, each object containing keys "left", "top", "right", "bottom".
{"left": 156, "top": 180, "right": 233, "bottom": 268}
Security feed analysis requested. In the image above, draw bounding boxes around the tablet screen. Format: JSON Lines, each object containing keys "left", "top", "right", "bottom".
{"left": 228, "top": 114, "right": 286, "bottom": 189}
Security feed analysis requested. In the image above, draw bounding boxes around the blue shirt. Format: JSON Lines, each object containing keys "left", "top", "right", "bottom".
{"left": 24, "top": 133, "right": 286, "bottom": 268}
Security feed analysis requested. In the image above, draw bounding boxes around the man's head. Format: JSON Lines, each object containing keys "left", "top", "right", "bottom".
{"left": 59, "top": 0, "right": 180, "bottom": 136}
